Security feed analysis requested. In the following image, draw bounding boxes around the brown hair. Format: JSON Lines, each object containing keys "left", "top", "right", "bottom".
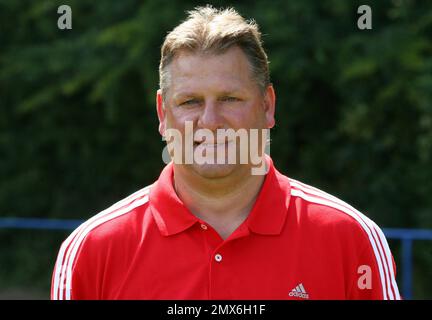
{"left": 159, "top": 5, "right": 270, "bottom": 100}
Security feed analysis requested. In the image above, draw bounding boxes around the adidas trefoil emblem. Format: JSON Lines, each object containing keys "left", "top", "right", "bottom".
{"left": 289, "top": 283, "right": 309, "bottom": 299}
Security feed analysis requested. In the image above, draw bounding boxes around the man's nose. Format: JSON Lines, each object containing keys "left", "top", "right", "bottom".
{"left": 197, "top": 100, "right": 224, "bottom": 131}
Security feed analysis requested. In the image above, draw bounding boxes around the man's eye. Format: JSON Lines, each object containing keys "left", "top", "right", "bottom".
{"left": 221, "top": 96, "right": 240, "bottom": 102}
{"left": 179, "top": 99, "right": 199, "bottom": 106}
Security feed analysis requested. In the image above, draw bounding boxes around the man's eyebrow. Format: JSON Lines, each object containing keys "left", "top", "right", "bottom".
{"left": 173, "top": 89, "right": 244, "bottom": 100}
{"left": 173, "top": 92, "right": 200, "bottom": 100}
{"left": 218, "top": 90, "right": 242, "bottom": 96}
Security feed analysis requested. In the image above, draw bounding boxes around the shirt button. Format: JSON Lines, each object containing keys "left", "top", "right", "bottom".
{"left": 200, "top": 224, "right": 208, "bottom": 230}
{"left": 215, "top": 254, "right": 222, "bottom": 262}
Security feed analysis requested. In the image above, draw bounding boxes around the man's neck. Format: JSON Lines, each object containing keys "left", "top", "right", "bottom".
{"left": 173, "top": 165, "right": 266, "bottom": 239}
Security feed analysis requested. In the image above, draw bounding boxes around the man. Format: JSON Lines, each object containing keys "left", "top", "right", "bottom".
{"left": 51, "top": 6, "right": 401, "bottom": 300}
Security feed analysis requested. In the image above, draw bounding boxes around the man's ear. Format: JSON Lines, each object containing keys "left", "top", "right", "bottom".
{"left": 263, "top": 85, "right": 276, "bottom": 129}
{"left": 156, "top": 89, "right": 166, "bottom": 137}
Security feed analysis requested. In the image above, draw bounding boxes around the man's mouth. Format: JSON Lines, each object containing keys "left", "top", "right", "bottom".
{"left": 193, "top": 140, "right": 232, "bottom": 147}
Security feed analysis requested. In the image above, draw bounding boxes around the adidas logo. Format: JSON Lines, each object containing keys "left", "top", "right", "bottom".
{"left": 289, "top": 283, "right": 309, "bottom": 299}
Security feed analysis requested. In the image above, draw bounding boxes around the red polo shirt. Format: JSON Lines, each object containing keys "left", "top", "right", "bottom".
{"left": 51, "top": 157, "right": 400, "bottom": 300}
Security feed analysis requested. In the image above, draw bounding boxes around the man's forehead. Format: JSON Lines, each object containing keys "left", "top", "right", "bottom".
{"left": 169, "top": 47, "right": 251, "bottom": 74}
{"left": 167, "top": 47, "right": 255, "bottom": 92}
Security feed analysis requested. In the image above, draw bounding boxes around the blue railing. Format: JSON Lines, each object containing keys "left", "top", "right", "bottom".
{"left": 0, "top": 218, "right": 83, "bottom": 230}
{"left": 383, "top": 228, "right": 432, "bottom": 300}
{"left": 0, "top": 217, "right": 431, "bottom": 300}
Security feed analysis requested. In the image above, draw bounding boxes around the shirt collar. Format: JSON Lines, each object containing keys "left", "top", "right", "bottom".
{"left": 149, "top": 156, "right": 291, "bottom": 237}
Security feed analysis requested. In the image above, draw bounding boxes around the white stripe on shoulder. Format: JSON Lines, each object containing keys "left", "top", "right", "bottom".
{"left": 290, "top": 179, "right": 400, "bottom": 300}
{"left": 64, "top": 194, "right": 150, "bottom": 299}
{"left": 289, "top": 179, "right": 400, "bottom": 300}
{"left": 53, "top": 185, "right": 151, "bottom": 300}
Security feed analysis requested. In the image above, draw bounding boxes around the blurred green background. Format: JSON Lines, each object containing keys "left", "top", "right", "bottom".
{"left": 0, "top": 0, "right": 431, "bottom": 299}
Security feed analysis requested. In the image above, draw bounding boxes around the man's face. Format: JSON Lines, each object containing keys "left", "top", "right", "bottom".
{"left": 157, "top": 46, "right": 275, "bottom": 179}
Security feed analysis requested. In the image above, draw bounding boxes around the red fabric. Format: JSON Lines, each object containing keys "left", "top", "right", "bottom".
{"left": 51, "top": 157, "right": 400, "bottom": 299}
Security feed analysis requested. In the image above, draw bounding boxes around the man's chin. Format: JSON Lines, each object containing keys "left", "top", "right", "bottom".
{"left": 189, "top": 162, "right": 240, "bottom": 179}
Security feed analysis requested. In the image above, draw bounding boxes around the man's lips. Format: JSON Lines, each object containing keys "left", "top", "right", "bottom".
{"left": 193, "top": 140, "right": 233, "bottom": 146}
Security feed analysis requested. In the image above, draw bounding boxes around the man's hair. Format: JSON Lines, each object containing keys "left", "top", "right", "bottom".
{"left": 159, "top": 5, "right": 270, "bottom": 101}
